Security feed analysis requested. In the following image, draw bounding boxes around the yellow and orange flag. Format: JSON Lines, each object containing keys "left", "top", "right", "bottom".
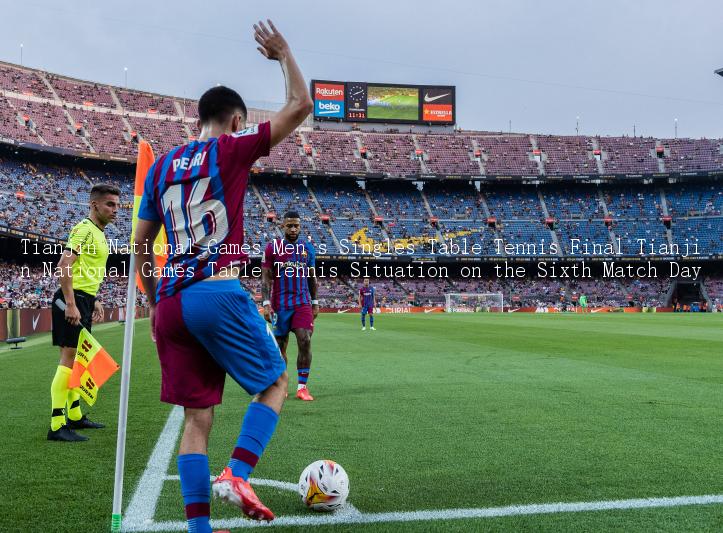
{"left": 131, "top": 140, "right": 166, "bottom": 291}
{"left": 69, "top": 329, "right": 120, "bottom": 406}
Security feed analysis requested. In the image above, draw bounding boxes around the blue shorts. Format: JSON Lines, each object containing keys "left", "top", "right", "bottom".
{"left": 361, "top": 306, "right": 374, "bottom": 315}
{"left": 155, "top": 280, "right": 285, "bottom": 407}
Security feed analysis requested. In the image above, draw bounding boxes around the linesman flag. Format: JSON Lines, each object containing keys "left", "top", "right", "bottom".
{"left": 69, "top": 328, "right": 120, "bottom": 406}
{"left": 131, "top": 140, "right": 166, "bottom": 292}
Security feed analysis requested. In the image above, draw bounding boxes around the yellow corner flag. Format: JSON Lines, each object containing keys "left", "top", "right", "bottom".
{"left": 69, "top": 329, "right": 120, "bottom": 406}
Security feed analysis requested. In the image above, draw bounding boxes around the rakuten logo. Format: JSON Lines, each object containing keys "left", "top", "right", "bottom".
{"left": 314, "top": 83, "right": 345, "bottom": 101}
{"left": 316, "top": 87, "right": 343, "bottom": 98}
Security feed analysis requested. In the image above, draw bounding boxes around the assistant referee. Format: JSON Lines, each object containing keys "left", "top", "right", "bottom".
{"left": 48, "top": 183, "right": 120, "bottom": 442}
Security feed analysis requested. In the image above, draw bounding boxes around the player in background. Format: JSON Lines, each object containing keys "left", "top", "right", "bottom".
{"left": 48, "top": 183, "right": 119, "bottom": 442}
{"left": 579, "top": 293, "right": 588, "bottom": 313}
{"left": 359, "top": 277, "right": 376, "bottom": 330}
{"left": 133, "top": 20, "right": 312, "bottom": 529}
{"left": 261, "top": 211, "right": 318, "bottom": 401}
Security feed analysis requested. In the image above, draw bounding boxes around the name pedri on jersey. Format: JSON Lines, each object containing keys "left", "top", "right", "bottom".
{"left": 137, "top": 122, "right": 270, "bottom": 302}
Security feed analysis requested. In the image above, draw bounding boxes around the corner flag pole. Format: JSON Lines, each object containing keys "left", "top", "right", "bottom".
{"left": 111, "top": 254, "right": 137, "bottom": 532}
{"left": 111, "top": 140, "right": 156, "bottom": 532}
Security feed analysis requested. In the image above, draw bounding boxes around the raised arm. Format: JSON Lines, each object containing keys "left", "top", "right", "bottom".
{"left": 254, "top": 20, "right": 313, "bottom": 147}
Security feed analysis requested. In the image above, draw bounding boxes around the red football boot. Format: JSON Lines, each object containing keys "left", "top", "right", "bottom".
{"left": 296, "top": 387, "right": 314, "bottom": 401}
{"left": 212, "top": 467, "right": 275, "bottom": 521}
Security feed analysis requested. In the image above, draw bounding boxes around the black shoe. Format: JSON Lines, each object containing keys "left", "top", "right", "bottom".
{"left": 67, "top": 415, "right": 105, "bottom": 430}
{"left": 47, "top": 425, "right": 89, "bottom": 442}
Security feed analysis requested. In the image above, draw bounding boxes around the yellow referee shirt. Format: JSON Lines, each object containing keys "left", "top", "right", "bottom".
{"left": 65, "top": 218, "right": 109, "bottom": 296}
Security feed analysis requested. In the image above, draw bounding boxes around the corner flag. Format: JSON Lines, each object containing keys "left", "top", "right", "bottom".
{"left": 131, "top": 141, "right": 167, "bottom": 291}
{"left": 69, "top": 328, "right": 119, "bottom": 406}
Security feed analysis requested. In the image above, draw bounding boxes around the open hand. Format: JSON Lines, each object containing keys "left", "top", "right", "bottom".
{"left": 254, "top": 20, "right": 289, "bottom": 61}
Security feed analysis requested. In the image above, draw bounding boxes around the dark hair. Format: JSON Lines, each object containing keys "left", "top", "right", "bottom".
{"left": 283, "top": 210, "right": 301, "bottom": 220}
{"left": 90, "top": 183, "right": 120, "bottom": 200}
{"left": 198, "top": 86, "right": 247, "bottom": 125}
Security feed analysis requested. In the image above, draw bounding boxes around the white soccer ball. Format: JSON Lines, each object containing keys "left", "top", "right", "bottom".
{"left": 298, "top": 460, "right": 349, "bottom": 511}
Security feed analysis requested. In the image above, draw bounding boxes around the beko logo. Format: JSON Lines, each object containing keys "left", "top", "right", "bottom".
{"left": 318, "top": 102, "right": 341, "bottom": 114}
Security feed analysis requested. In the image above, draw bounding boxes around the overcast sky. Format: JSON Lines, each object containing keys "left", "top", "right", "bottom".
{"left": 2, "top": 0, "right": 723, "bottom": 138}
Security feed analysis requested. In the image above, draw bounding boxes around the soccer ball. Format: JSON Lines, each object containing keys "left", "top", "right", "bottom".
{"left": 298, "top": 460, "right": 349, "bottom": 511}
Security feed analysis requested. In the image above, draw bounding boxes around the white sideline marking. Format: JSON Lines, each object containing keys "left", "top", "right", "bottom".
{"left": 125, "top": 406, "right": 723, "bottom": 532}
{"left": 125, "top": 405, "right": 184, "bottom": 529}
{"left": 122, "top": 494, "right": 723, "bottom": 531}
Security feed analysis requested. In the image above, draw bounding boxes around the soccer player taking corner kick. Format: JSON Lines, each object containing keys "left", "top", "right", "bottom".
{"left": 133, "top": 20, "right": 312, "bottom": 529}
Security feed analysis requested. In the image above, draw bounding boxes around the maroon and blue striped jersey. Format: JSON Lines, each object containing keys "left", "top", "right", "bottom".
{"left": 359, "top": 285, "right": 375, "bottom": 308}
{"left": 137, "top": 122, "right": 270, "bottom": 301}
{"left": 261, "top": 238, "right": 316, "bottom": 310}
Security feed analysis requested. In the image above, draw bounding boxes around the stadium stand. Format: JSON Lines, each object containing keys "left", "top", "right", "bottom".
{"left": 0, "top": 65, "right": 53, "bottom": 98}
{"left": 474, "top": 135, "right": 538, "bottom": 175}
{"left": 115, "top": 89, "right": 177, "bottom": 116}
{"left": 424, "top": 181, "right": 486, "bottom": 220}
{"left": 484, "top": 186, "right": 544, "bottom": 220}
{"left": 416, "top": 134, "right": 480, "bottom": 175}
{"left": 0, "top": 96, "right": 43, "bottom": 143}
{"left": 1, "top": 62, "right": 722, "bottom": 179}
{"left": 3, "top": 259, "right": 701, "bottom": 310}
{"left": 603, "top": 185, "right": 661, "bottom": 218}
{"left": 366, "top": 181, "right": 428, "bottom": 219}
{"left": 307, "top": 131, "right": 366, "bottom": 172}
{"left": 536, "top": 135, "right": 597, "bottom": 175}
{"left": 311, "top": 180, "right": 371, "bottom": 219}
{"left": 125, "top": 116, "right": 189, "bottom": 155}
{"left": 665, "top": 183, "right": 723, "bottom": 217}
{"left": 7, "top": 97, "right": 85, "bottom": 150}
{"left": 257, "top": 132, "right": 312, "bottom": 170}
{"left": 47, "top": 74, "right": 116, "bottom": 108}
{"left": 1, "top": 61, "right": 722, "bottom": 313}
{"left": 598, "top": 137, "right": 659, "bottom": 174}
{"left": 362, "top": 133, "right": 422, "bottom": 176}
{"left": 66, "top": 107, "right": 135, "bottom": 155}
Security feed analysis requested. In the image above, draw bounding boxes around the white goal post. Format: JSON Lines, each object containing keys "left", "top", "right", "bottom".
{"left": 444, "top": 292, "right": 504, "bottom": 313}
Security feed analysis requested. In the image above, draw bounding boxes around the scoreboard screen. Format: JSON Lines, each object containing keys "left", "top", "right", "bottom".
{"left": 312, "top": 80, "right": 455, "bottom": 125}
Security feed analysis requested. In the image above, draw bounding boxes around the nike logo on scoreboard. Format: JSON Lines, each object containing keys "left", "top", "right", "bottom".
{"left": 424, "top": 93, "right": 451, "bottom": 103}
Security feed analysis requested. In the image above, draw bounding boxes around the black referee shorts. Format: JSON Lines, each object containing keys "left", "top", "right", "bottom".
{"left": 51, "top": 289, "right": 95, "bottom": 348}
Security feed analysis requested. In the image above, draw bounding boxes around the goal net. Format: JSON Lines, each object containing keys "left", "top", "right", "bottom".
{"left": 444, "top": 293, "right": 504, "bottom": 313}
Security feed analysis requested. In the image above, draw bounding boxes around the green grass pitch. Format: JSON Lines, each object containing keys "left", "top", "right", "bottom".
{"left": 2, "top": 313, "right": 722, "bottom": 532}
{"left": 367, "top": 95, "right": 418, "bottom": 121}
